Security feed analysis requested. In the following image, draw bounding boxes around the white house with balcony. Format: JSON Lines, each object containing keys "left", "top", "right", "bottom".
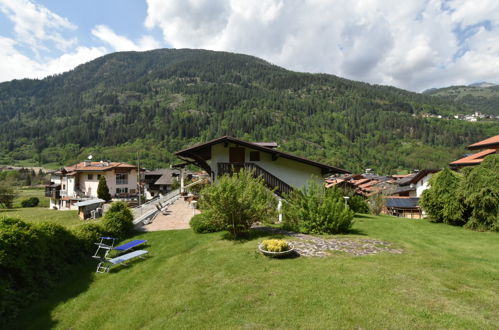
{"left": 45, "top": 160, "right": 139, "bottom": 210}
{"left": 175, "top": 136, "right": 349, "bottom": 196}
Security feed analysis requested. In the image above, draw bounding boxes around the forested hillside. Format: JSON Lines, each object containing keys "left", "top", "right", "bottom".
{"left": 0, "top": 49, "right": 497, "bottom": 173}
{"left": 424, "top": 84, "right": 499, "bottom": 116}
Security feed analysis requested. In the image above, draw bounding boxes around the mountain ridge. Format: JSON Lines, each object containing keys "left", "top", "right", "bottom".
{"left": 0, "top": 48, "right": 497, "bottom": 173}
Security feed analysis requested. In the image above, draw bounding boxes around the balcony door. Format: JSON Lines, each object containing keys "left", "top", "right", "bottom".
{"left": 229, "top": 147, "right": 245, "bottom": 172}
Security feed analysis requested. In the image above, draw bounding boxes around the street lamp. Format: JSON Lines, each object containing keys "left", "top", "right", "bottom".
{"left": 343, "top": 196, "right": 350, "bottom": 208}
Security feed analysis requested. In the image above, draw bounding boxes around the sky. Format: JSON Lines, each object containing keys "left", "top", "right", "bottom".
{"left": 1, "top": 0, "right": 499, "bottom": 92}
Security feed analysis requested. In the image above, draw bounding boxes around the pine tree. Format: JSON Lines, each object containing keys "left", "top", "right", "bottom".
{"left": 97, "top": 176, "right": 112, "bottom": 202}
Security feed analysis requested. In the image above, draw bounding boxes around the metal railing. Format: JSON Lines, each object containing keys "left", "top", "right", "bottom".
{"left": 217, "top": 162, "right": 293, "bottom": 196}
{"left": 132, "top": 189, "right": 180, "bottom": 225}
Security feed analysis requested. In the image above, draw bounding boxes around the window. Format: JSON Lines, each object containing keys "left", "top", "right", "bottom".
{"left": 250, "top": 151, "right": 260, "bottom": 161}
{"left": 87, "top": 174, "right": 93, "bottom": 180}
{"left": 97, "top": 174, "right": 101, "bottom": 180}
{"left": 116, "top": 187, "right": 128, "bottom": 194}
{"left": 116, "top": 173, "right": 128, "bottom": 185}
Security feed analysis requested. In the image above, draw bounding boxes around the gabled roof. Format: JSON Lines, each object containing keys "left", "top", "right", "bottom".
{"left": 398, "top": 169, "right": 439, "bottom": 186}
{"left": 449, "top": 149, "right": 497, "bottom": 166}
{"left": 468, "top": 135, "right": 499, "bottom": 150}
{"left": 175, "top": 136, "right": 349, "bottom": 174}
{"left": 65, "top": 161, "right": 136, "bottom": 172}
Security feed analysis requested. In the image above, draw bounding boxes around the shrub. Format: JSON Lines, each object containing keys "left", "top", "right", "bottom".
{"left": 190, "top": 213, "right": 223, "bottom": 233}
{"left": 199, "top": 169, "right": 277, "bottom": 238}
{"left": 101, "top": 201, "right": 134, "bottom": 239}
{"left": 72, "top": 222, "right": 106, "bottom": 254}
{"left": 348, "top": 195, "right": 369, "bottom": 214}
{"left": 420, "top": 168, "right": 465, "bottom": 225}
{"left": 0, "top": 218, "right": 81, "bottom": 322}
{"left": 21, "top": 197, "right": 39, "bottom": 207}
{"left": 283, "top": 182, "right": 354, "bottom": 234}
{"left": 261, "top": 239, "right": 290, "bottom": 252}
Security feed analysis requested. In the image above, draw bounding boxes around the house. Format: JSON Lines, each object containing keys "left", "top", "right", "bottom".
{"left": 450, "top": 134, "right": 499, "bottom": 169}
{"left": 175, "top": 136, "right": 349, "bottom": 196}
{"left": 143, "top": 169, "right": 181, "bottom": 199}
{"left": 385, "top": 169, "right": 440, "bottom": 219}
{"left": 45, "top": 160, "right": 139, "bottom": 210}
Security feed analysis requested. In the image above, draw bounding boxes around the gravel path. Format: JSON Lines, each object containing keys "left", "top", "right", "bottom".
{"left": 255, "top": 227, "right": 403, "bottom": 257}
{"left": 139, "top": 198, "right": 200, "bottom": 231}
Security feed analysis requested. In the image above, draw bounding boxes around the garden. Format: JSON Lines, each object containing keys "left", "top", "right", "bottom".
{"left": 2, "top": 169, "right": 499, "bottom": 329}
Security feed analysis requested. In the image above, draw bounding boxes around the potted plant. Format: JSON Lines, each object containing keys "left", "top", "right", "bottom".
{"left": 258, "top": 239, "right": 295, "bottom": 257}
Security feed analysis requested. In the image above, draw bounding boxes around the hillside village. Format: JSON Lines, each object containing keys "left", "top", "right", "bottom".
{"left": 1, "top": 2, "right": 499, "bottom": 326}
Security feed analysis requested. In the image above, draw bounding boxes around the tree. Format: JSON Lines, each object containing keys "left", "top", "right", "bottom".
{"left": 420, "top": 168, "right": 465, "bottom": 225}
{"left": 460, "top": 155, "right": 499, "bottom": 231}
{"left": 97, "top": 176, "right": 112, "bottom": 202}
{"left": 199, "top": 169, "right": 277, "bottom": 238}
{"left": 368, "top": 193, "right": 385, "bottom": 216}
{"left": 0, "top": 184, "right": 17, "bottom": 208}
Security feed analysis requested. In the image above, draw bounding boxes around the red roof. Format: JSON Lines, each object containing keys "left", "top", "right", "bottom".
{"left": 65, "top": 161, "right": 136, "bottom": 172}
{"left": 468, "top": 135, "right": 499, "bottom": 150}
{"left": 449, "top": 149, "right": 497, "bottom": 166}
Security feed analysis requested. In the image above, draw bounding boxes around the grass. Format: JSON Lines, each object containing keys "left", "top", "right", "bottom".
{"left": 0, "top": 187, "right": 84, "bottom": 228}
{"left": 0, "top": 207, "right": 82, "bottom": 228}
{"left": 6, "top": 215, "right": 499, "bottom": 329}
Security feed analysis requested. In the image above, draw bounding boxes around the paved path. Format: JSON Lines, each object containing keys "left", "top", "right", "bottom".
{"left": 255, "top": 227, "right": 403, "bottom": 257}
{"left": 139, "top": 198, "right": 200, "bottom": 231}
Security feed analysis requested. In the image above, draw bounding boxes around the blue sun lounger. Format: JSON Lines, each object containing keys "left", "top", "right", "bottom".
{"left": 96, "top": 250, "right": 149, "bottom": 273}
{"left": 93, "top": 237, "right": 147, "bottom": 259}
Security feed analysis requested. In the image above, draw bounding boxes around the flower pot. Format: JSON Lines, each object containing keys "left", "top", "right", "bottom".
{"left": 258, "top": 243, "right": 295, "bottom": 258}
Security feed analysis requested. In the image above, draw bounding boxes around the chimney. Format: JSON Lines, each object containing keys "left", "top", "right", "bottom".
{"left": 84, "top": 160, "right": 91, "bottom": 167}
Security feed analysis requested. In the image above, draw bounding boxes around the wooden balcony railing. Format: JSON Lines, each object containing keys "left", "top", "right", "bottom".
{"left": 217, "top": 162, "right": 293, "bottom": 196}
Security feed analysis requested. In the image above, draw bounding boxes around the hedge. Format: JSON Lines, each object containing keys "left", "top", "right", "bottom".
{"left": 0, "top": 202, "right": 135, "bottom": 324}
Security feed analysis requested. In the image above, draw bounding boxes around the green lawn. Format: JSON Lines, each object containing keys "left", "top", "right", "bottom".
{"left": 7, "top": 215, "right": 499, "bottom": 329}
{"left": 13, "top": 187, "right": 50, "bottom": 208}
{"left": 0, "top": 207, "right": 82, "bottom": 228}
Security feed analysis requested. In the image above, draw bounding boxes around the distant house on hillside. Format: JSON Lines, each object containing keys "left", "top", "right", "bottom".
{"left": 449, "top": 135, "right": 499, "bottom": 169}
{"left": 385, "top": 169, "right": 440, "bottom": 219}
{"left": 175, "top": 136, "right": 349, "bottom": 196}
{"left": 45, "top": 160, "right": 139, "bottom": 210}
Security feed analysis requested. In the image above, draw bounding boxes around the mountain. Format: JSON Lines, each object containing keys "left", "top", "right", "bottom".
{"left": 0, "top": 48, "right": 498, "bottom": 174}
{"left": 423, "top": 83, "right": 499, "bottom": 115}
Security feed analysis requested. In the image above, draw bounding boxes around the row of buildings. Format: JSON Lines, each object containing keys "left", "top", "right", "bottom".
{"left": 45, "top": 134, "right": 498, "bottom": 219}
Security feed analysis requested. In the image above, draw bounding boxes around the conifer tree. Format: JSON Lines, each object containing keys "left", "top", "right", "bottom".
{"left": 97, "top": 176, "right": 112, "bottom": 202}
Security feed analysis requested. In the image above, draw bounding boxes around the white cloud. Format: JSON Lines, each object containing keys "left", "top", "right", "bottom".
{"left": 145, "top": 0, "right": 499, "bottom": 91}
{"left": 0, "top": 0, "right": 76, "bottom": 52}
{"left": 92, "top": 25, "right": 161, "bottom": 52}
{"left": 0, "top": 36, "right": 106, "bottom": 81}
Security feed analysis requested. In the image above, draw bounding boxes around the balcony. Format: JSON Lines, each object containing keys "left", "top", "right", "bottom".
{"left": 217, "top": 162, "right": 293, "bottom": 196}
{"left": 45, "top": 184, "right": 61, "bottom": 199}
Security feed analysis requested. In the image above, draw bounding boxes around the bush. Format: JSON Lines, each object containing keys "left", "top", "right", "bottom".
{"left": 72, "top": 222, "right": 106, "bottom": 254}
{"left": 283, "top": 182, "right": 354, "bottom": 234}
{"left": 21, "top": 197, "right": 39, "bottom": 207}
{"left": 101, "top": 201, "right": 134, "bottom": 239}
{"left": 261, "top": 239, "right": 290, "bottom": 252}
{"left": 420, "top": 168, "right": 465, "bottom": 225}
{"left": 348, "top": 195, "right": 369, "bottom": 213}
{"left": 199, "top": 169, "right": 277, "bottom": 238}
{"left": 190, "top": 213, "right": 223, "bottom": 233}
{"left": 0, "top": 218, "right": 81, "bottom": 322}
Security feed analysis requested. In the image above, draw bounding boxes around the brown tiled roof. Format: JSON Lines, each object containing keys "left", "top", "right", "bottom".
{"left": 449, "top": 149, "right": 496, "bottom": 166}
{"left": 65, "top": 161, "right": 136, "bottom": 172}
{"left": 468, "top": 135, "right": 499, "bottom": 150}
